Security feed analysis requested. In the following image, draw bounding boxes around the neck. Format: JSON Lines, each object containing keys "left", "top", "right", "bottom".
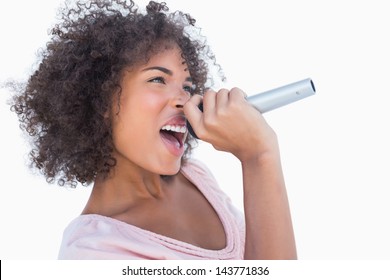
{"left": 82, "top": 158, "right": 174, "bottom": 216}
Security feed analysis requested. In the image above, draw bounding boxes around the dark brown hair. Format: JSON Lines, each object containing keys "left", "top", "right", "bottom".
{"left": 10, "top": 0, "right": 220, "bottom": 187}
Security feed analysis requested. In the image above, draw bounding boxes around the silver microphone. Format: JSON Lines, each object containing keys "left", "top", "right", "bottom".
{"left": 187, "top": 78, "right": 316, "bottom": 139}
{"left": 247, "top": 78, "right": 315, "bottom": 113}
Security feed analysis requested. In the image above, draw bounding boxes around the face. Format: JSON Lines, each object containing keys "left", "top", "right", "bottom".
{"left": 110, "top": 46, "right": 193, "bottom": 175}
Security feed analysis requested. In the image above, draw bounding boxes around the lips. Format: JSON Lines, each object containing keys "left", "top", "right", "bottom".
{"left": 160, "top": 124, "right": 187, "bottom": 147}
{"left": 159, "top": 115, "right": 188, "bottom": 156}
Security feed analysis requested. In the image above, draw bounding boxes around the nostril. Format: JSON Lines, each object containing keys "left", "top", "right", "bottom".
{"left": 176, "top": 104, "right": 184, "bottom": 109}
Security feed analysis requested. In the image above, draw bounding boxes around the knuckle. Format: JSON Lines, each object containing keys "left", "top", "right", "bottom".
{"left": 227, "top": 100, "right": 241, "bottom": 112}
{"left": 231, "top": 87, "right": 242, "bottom": 93}
{"left": 203, "top": 90, "right": 216, "bottom": 99}
{"left": 195, "top": 129, "right": 207, "bottom": 139}
{"left": 231, "top": 87, "right": 246, "bottom": 99}
{"left": 190, "top": 94, "right": 202, "bottom": 103}
{"left": 203, "top": 115, "right": 218, "bottom": 130}
{"left": 218, "top": 88, "right": 229, "bottom": 94}
{"left": 215, "top": 106, "right": 229, "bottom": 118}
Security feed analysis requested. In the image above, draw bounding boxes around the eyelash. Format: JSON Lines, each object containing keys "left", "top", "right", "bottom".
{"left": 148, "top": 77, "right": 194, "bottom": 94}
{"left": 149, "top": 77, "right": 165, "bottom": 84}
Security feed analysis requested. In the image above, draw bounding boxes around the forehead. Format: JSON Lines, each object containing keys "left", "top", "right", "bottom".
{"left": 143, "top": 45, "right": 188, "bottom": 70}
{"left": 120, "top": 43, "right": 191, "bottom": 80}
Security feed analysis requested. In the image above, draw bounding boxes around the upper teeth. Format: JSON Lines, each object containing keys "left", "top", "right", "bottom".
{"left": 161, "top": 125, "right": 187, "bottom": 133}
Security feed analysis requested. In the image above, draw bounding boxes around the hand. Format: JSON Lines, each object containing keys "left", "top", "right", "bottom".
{"left": 184, "top": 88, "right": 279, "bottom": 162}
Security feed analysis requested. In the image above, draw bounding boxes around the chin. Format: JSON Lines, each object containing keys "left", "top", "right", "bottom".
{"left": 159, "top": 160, "right": 182, "bottom": 176}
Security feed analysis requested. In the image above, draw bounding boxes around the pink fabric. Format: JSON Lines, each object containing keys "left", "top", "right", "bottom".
{"left": 58, "top": 159, "right": 245, "bottom": 259}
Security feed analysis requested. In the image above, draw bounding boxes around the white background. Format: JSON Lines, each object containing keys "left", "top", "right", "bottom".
{"left": 1, "top": 0, "right": 389, "bottom": 260}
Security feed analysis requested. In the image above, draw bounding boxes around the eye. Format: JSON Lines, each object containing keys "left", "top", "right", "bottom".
{"left": 183, "top": 84, "right": 195, "bottom": 95}
{"left": 148, "top": 77, "right": 165, "bottom": 84}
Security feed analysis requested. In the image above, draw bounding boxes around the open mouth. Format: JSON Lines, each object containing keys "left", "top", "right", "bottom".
{"left": 160, "top": 125, "right": 187, "bottom": 148}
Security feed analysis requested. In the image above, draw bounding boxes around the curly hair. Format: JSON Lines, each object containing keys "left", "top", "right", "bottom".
{"left": 10, "top": 0, "right": 221, "bottom": 187}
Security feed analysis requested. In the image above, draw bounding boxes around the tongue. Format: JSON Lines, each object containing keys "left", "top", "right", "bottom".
{"left": 160, "top": 131, "right": 180, "bottom": 147}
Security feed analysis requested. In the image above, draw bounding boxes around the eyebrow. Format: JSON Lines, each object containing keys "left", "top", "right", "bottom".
{"left": 142, "top": 66, "right": 192, "bottom": 82}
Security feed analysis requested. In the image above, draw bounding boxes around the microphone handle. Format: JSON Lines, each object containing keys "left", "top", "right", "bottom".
{"left": 187, "top": 78, "right": 316, "bottom": 139}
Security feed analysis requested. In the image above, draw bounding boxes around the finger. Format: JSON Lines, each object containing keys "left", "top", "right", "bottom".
{"left": 228, "top": 87, "right": 247, "bottom": 104}
{"left": 215, "top": 88, "right": 229, "bottom": 110}
{"left": 186, "top": 93, "right": 203, "bottom": 107}
{"left": 183, "top": 94, "right": 203, "bottom": 134}
{"left": 202, "top": 89, "right": 217, "bottom": 114}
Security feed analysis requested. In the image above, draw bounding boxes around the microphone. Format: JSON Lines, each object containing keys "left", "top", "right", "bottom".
{"left": 187, "top": 78, "right": 316, "bottom": 139}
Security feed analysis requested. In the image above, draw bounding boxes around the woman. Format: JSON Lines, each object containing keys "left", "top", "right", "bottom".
{"left": 11, "top": 0, "right": 296, "bottom": 259}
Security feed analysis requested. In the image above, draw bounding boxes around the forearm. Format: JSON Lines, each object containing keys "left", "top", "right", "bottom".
{"left": 242, "top": 151, "right": 297, "bottom": 260}
{"left": 184, "top": 88, "right": 297, "bottom": 259}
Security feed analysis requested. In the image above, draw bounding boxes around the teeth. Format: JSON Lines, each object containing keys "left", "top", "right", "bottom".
{"left": 161, "top": 125, "right": 187, "bottom": 133}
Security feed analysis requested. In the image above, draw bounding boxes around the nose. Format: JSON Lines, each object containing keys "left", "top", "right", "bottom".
{"left": 172, "top": 88, "right": 191, "bottom": 109}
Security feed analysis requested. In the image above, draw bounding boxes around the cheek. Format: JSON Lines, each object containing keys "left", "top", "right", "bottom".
{"left": 120, "top": 90, "right": 167, "bottom": 119}
{"left": 112, "top": 94, "right": 165, "bottom": 143}
{"left": 138, "top": 92, "right": 167, "bottom": 112}
{"left": 112, "top": 85, "right": 169, "bottom": 136}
